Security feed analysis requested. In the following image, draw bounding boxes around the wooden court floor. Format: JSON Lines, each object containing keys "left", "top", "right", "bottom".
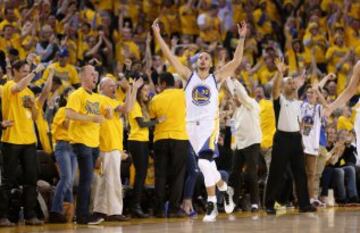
{"left": 0, "top": 207, "right": 360, "bottom": 233}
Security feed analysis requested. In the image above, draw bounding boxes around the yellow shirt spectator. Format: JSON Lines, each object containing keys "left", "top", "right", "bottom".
{"left": 36, "top": 62, "right": 79, "bottom": 88}
{"left": 325, "top": 43, "right": 348, "bottom": 73}
{"left": 128, "top": 101, "right": 149, "bottom": 142}
{"left": 179, "top": 3, "right": 199, "bottom": 35}
{"left": 66, "top": 87, "right": 102, "bottom": 148}
{"left": 1, "top": 80, "right": 37, "bottom": 144}
{"left": 51, "top": 107, "right": 70, "bottom": 142}
{"left": 99, "top": 95, "right": 124, "bottom": 152}
{"left": 259, "top": 99, "right": 276, "bottom": 149}
{"left": 149, "top": 89, "right": 188, "bottom": 142}
{"left": 197, "top": 12, "right": 221, "bottom": 43}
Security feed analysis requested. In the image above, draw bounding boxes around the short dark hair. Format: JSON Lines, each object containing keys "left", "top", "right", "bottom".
{"left": 11, "top": 60, "right": 27, "bottom": 71}
{"left": 159, "top": 72, "right": 175, "bottom": 87}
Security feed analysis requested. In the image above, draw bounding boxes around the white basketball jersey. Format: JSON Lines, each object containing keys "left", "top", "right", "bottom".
{"left": 184, "top": 72, "right": 219, "bottom": 122}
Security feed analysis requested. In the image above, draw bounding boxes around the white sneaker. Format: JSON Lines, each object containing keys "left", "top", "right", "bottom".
{"left": 203, "top": 202, "right": 218, "bottom": 222}
{"left": 223, "top": 187, "right": 235, "bottom": 214}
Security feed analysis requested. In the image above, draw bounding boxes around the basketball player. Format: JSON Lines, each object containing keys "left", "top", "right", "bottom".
{"left": 152, "top": 19, "right": 247, "bottom": 221}
{"left": 326, "top": 61, "right": 360, "bottom": 158}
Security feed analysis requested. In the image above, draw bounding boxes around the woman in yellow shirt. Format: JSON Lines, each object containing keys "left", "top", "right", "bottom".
{"left": 49, "top": 87, "right": 76, "bottom": 223}
{"left": 127, "top": 82, "right": 162, "bottom": 218}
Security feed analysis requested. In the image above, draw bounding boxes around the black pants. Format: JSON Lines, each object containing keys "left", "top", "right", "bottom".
{"left": 229, "top": 143, "right": 260, "bottom": 205}
{"left": 154, "top": 139, "right": 188, "bottom": 212}
{"left": 265, "top": 131, "right": 310, "bottom": 209}
{"left": 128, "top": 141, "right": 149, "bottom": 206}
{"left": 0, "top": 143, "right": 38, "bottom": 219}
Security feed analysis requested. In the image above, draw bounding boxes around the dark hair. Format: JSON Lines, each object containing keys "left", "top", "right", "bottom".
{"left": 58, "top": 87, "right": 73, "bottom": 107}
{"left": 11, "top": 60, "right": 28, "bottom": 71}
{"left": 159, "top": 72, "right": 175, "bottom": 87}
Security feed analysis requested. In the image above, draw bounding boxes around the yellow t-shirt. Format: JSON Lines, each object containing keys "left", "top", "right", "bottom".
{"left": 179, "top": 4, "right": 199, "bottom": 35}
{"left": 36, "top": 62, "right": 79, "bottom": 87}
{"left": 66, "top": 88, "right": 102, "bottom": 148}
{"left": 259, "top": 99, "right": 276, "bottom": 149}
{"left": 255, "top": 65, "right": 276, "bottom": 85}
{"left": 35, "top": 100, "right": 53, "bottom": 154}
{"left": 99, "top": 95, "right": 124, "bottom": 152}
{"left": 51, "top": 107, "right": 70, "bottom": 142}
{"left": 0, "top": 36, "right": 26, "bottom": 59}
{"left": 115, "top": 40, "right": 141, "bottom": 64}
{"left": 337, "top": 116, "right": 353, "bottom": 131}
{"left": 149, "top": 89, "right": 188, "bottom": 142}
{"left": 325, "top": 45, "right": 349, "bottom": 73}
{"left": 128, "top": 101, "right": 149, "bottom": 142}
{"left": 1, "top": 80, "right": 36, "bottom": 144}
{"left": 199, "top": 14, "right": 221, "bottom": 42}
{"left": 303, "top": 33, "right": 327, "bottom": 63}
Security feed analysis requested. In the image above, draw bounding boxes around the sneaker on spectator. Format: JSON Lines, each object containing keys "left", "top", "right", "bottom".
{"left": 25, "top": 217, "right": 44, "bottom": 226}
{"left": 251, "top": 204, "right": 259, "bottom": 212}
{"left": 87, "top": 215, "right": 104, "bottom": 225}
{"left": 0, "top": 218, "right": 15, "bottom": 227}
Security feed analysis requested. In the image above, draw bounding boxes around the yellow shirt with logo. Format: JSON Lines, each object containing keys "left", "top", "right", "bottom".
{"left": 99, "top": 95, "right": 124, "bottom": 152}
{"left": 128, "top": 101, "right": 149, "bottom": 142}
{"left": 51, "top": 107, "right": 70, "bottom": 142}
{"left": 149, "top": 89, "right": 188, "bottom": 142}
{"left": 259, "top": 99, "right": 276, "bottom": 149}
{"left": 36, "top": 62, "right": 79, "bottom": 87}
{"left": 1, "top": 80, "right": 36, "bottom": 144}
{"left": 66, "top": 88, "right": 102, "bottom": 148}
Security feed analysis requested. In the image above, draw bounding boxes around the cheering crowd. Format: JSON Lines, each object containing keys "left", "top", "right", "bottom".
{"left": 1, "top": 0, "right": 360, "bottom": 227}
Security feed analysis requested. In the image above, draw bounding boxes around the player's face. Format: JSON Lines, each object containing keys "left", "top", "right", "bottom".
{"left": 197, "top": 52, "right": 212, "bottom": 70}
{"left": 306, "top": 88, "right": 317, "bottom": 104}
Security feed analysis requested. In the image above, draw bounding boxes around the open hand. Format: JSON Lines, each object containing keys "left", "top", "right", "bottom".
{"left": 237, "top": 21, "right": 248, "bottom": 38}
{"left": 152, "top": 18, "right": 160, "bottom": 34}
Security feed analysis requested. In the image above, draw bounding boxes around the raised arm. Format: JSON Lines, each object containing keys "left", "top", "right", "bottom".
{"left": 228, "top": 78, "right": 253, "bottom": 109}
{"left": 37, "top": 68, "right": 55, "bottom": 108}
{"left": 272, "top": 58, "right": 287, "bottom": 100}
{"left": 117, "top": 78, "right": 143, "bottom": 114}
{"left": 326, "top": 60, "right": 360, "bottom": 114}
{"left": 215, "top": 21, "right": 247, "bottom": 82}
{"left": 11, "top": 64, "right": 45, "bottom": 94}
{"left": 151, "top": 18, "right": 191, "bottom": 79}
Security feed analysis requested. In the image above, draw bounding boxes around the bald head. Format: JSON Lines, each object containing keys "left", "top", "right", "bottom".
{"left": 99, "top": 77, "right": 116, "bottom": 98}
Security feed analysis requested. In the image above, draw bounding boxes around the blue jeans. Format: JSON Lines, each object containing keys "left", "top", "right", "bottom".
{"left": 320, "top": 166, "right": 335, "bottom": 196}
{"left": 334, "top": 166, "right": 358, "bottom": 201}
{"left": 72, "top": 144, "right": 99, "bottom": 221}
{"left": 51, "top": 141, "right": 77, "bottom": 213}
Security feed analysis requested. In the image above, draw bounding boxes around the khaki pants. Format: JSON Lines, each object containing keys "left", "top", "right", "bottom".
{"left": 93, "top": 150, "right": 123, "bottom": 216}
{"left": 305, "top": 154, "right": 317, "bottom": 199}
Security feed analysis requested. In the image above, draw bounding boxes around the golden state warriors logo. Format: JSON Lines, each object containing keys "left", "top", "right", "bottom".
{"left": 192, "top": 85, "right": 211, "bottom": 106}
{"left": 85, "top": 101, "right": 100, "bottom": 115}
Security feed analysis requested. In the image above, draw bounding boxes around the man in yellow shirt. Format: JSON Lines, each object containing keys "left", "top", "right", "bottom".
{"left": 149, "top": 72, "right": 189, "bottom": 218}
{"left": 92, "top": 77, "right": 142, "bottom": 222}
{"left": 65, "top": 65, "right": 105, "bottom": 225}
{"left": 36, "top": 49, "right": 80, "bottom": 89}
{"left": 197, "top": 4, "right": 221, "bottom": 43}
{"left": 0, "top": 61, "right": 45, "bottom": 226}
{"left": 254, "top": 85, "right": 275, "bottom": 176}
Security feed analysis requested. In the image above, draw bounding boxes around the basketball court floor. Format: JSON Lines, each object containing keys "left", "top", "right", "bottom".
{"left": 0, "top": 208, "right": 359, "bottom": 233}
